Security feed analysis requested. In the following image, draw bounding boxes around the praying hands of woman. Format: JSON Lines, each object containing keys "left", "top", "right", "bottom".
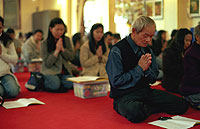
{"left": 96, "top": 45, "right": 103, "bottom": 62}
{"left": 54, "top": 38, "right": 64, "bottom": 57}
{"left": 96, "top": 45, "right": 102, "bottom": 57}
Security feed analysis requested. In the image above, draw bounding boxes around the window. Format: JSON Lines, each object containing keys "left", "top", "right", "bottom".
{"left": 84, "top": 0, "right": 109, "bottom": 34}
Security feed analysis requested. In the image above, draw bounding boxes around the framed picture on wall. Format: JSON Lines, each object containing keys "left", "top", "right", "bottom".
{"left": 146, "top": 1, "right": 153, "bottom": 17}
{"left": 154, "top": 0, "right": 163, "bottom": 19}
{"left": 189, "top": 0, "right": 200, "bottom": 17}
{"left": 145, "top": 0, "right": 163, "bottom": 19}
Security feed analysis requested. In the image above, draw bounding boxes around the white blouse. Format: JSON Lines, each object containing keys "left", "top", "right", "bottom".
{"left": 0, "top": 42, "right": 18, "bottom": 77}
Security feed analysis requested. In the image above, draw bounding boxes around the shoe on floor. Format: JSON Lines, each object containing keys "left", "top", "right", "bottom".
{"left": 25, "top": 73, "right": 38, "bottom": 91}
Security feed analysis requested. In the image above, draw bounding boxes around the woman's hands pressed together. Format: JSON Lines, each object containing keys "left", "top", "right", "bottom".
{"left": 54, "top": 38, "right": 64, "bottom": 57}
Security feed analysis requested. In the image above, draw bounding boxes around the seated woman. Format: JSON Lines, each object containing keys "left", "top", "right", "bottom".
{"left": 6, "top": 28, "right": 22, "bottom": 58}
{"left": 152, "top": 30, "right": 168, "bottom": 80}
{"left": 0, "top": 16, "right": 20, "bottom": 98}
{"left": 162, "top": 28, "right": 192, "bottom": 93}
{"left": 23, "top": 29, "right": 43, "bottom": 72}
{"left": 180, "top": 25, "right": 200, "bottom": 110}
{"left": 112, "top": 33, "right": 121, "bottom": 45}
{"left": 152, "top": 30, "right": 167, "bottom": 57}
{"left": 80, "top": 23, "right": 109, "bottom": 78}
{"left": 23, "top": 30, "right": 44, "bottom": 91}
{"left": 40, "top": 17, "right": 75, "bottom": 92}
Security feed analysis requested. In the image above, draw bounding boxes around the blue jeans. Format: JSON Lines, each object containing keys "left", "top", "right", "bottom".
{"left": 0, "top": 74, "right": 20, "bottom": 98}
{"left": 43, "top": 74, "right": 73, "bottom": 92}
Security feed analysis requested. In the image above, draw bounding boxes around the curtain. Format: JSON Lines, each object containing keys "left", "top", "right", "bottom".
{"left": 77, "top": 0, "right": 87, "bottom": 37}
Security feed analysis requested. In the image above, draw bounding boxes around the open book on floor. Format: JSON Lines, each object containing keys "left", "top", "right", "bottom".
{"left": 3, "top": 98, "right": 45, "bottom": 109}
{"left": 67, "top": 76, "right": 108, "bottom": 84}
{"left": 148, "top": 115, "right": 200, "bottom": 129}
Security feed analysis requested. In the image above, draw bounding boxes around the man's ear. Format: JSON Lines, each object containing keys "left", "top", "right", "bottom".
{"left": 196, "top": 35, "right": 200, "bottom": 44}
{"left": 132, "top": 28, "right": 136, "bottom": 33}
{"left": 195, "top": 35, "right": 199, "bottom": 41}
{"left": 195, "top": 35, "right": 199, "bottom": 40}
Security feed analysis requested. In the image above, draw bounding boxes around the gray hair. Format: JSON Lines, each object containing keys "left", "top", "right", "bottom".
{"left": 132, "top": 16, "right": 156, "bottom": 33}
{"left": 194, "top": 24, "right": 200, "bottom": 37}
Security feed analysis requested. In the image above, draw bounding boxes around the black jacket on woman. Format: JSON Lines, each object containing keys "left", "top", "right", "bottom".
{"left": 162, "top": 46, "right": 184, "bottom": 93}
{"left": 162, "top": 28, "right": 192, "bottom": 93}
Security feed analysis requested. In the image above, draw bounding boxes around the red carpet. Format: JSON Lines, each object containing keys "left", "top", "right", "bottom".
{"left": 0, "top": 71, "right": 200, "bottom": 129}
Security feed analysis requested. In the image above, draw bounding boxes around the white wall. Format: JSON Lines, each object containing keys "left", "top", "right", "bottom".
{"left": 13, "top": 0, "right": 200, "bottom": 38}
{"left": 71, "top": 0, "right": 77, "bottom": 35}
{"left": 114, "top": 0, "right": 179, "bottom": 39}
{"left": 178, "top": 0, "right": 200, "bottom": 29}
{"left": 19, "top": 0, "right": 71, "bottom": 36}
{"left": 20, "top": 0, "right": 41, "bottom": 34}
{"left": 84, "top": 0, "right": 109, "bottom": 34}
{"left": 0, "top": 0, "right": 3, "bottom": 16}
{"left": 154, "top": 0, "right": 178, "bottom": 40}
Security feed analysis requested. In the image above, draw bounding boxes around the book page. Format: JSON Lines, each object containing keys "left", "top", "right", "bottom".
{"left": 3, "top": 100, "right": 25, "bottom": 109}
{"left": 67, "top": 76, "right": 108, "bottom": 83}
{"left": 17, "top": 98, "right": 45, "bottom": 106}
{"left": 149, "top": 115, "right": 200, "bottom": 129}
{"left": 151, "top": 81, "right": 161, "bottom": 86}
{"left": 31, "top": 58, "right": 43, "bottom": 62}
{"left": 3, "top": 98, "right": 45, "bottom": 109}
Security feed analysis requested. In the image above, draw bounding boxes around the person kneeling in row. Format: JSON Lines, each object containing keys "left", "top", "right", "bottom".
{"left": 0, "top": 16, "right": 20, "bottom": 98}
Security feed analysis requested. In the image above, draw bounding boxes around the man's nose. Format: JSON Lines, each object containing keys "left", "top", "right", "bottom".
{"left": 146, "top": 36, "right": 151, "bottom": 42}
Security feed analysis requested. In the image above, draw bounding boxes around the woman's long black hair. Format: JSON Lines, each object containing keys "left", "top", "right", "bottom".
{"left": 169, "top": 28, "right": 193, "bottom": 54}
{"left": 153, "top": 30, "right": 166, "bottom": 56}
{"left": 156, "top": 30, "right": 166, "bottom": 41}
{"left": 89, "top": 23, "right": 106, "bottom": 55}
{"left": 0, "top": 16, "right": 12, "bottom": 47}
{"left": 47, "top": 17, "right": 66, "bottom": 53}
